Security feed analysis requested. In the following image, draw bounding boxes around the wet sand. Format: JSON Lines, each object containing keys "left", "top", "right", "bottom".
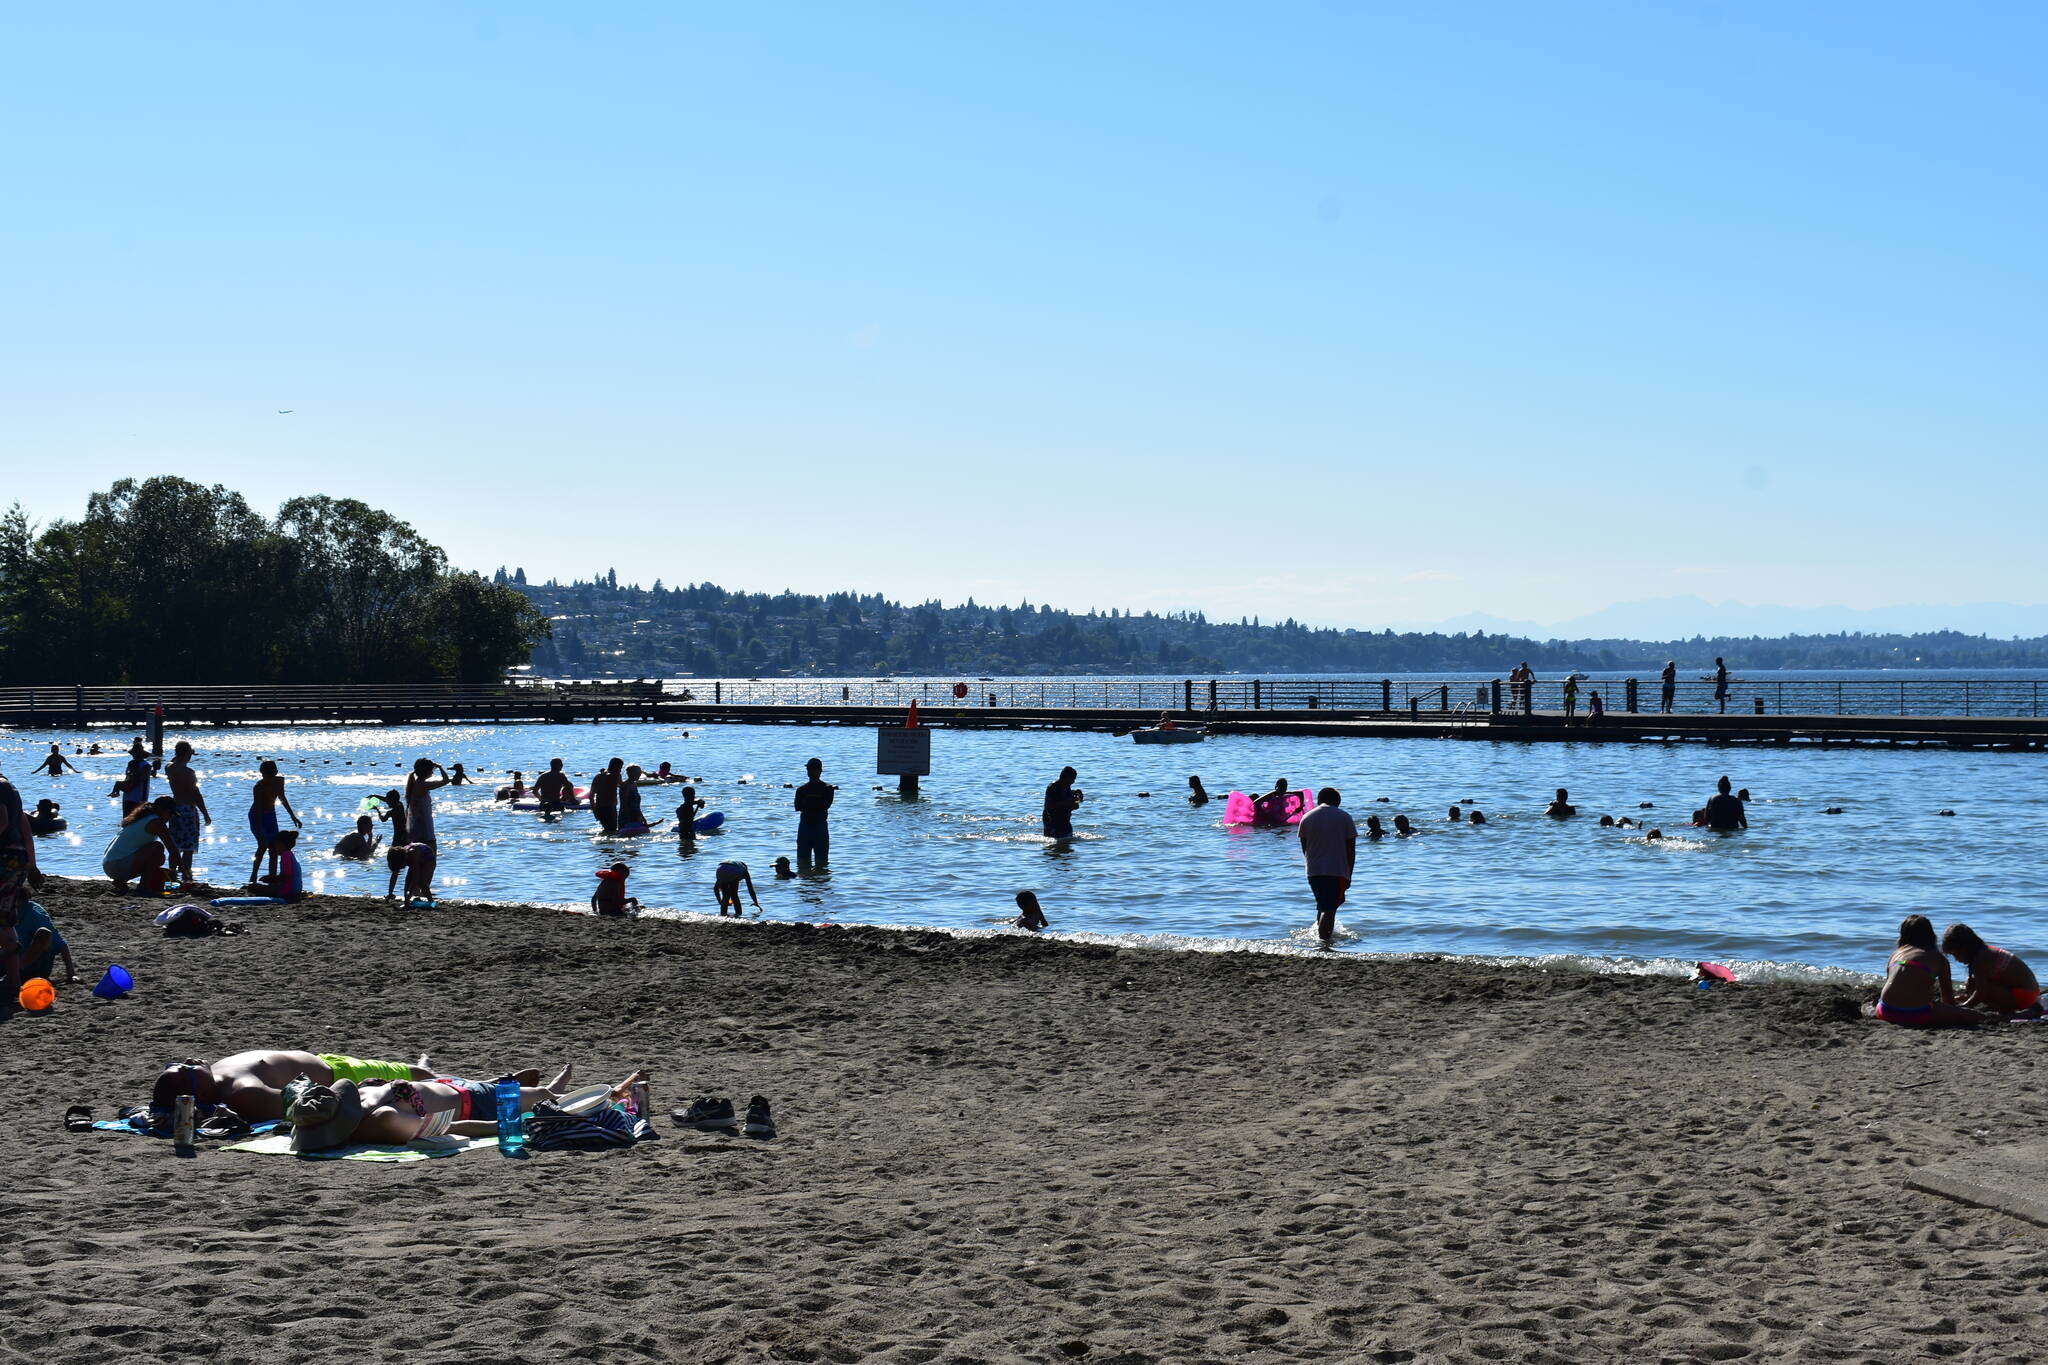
{"left": 6, "top": 880, "right": 2046, "bottom": 1364}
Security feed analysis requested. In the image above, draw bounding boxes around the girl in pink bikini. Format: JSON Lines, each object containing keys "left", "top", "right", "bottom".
{"left": 1875, "top": 915, "right": 1986, "bottom": 1028}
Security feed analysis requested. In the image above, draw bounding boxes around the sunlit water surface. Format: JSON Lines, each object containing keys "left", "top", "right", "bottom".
{"left": 12, "top": 722, "right": 2042, "bottom": 983}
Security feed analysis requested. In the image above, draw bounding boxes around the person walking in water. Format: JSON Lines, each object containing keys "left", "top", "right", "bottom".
{"left": 1297, "top": 787, "right": 1357, "bottom": 947}
{"left": 1043, "top": 767, "right": 1082, "bottom": 841}
{"left": 1713, "top": 657, "right": 1730, "bottom": 714}
{"left": 245, "top": 760, "right": 302, "bottom": 886}
{"left": 164, "top": 740, "right": 211, "bottom": 887}
{"left": 794, "top": 758, "right": 834, "bottom": 868}
{"left": 32, "top": 745, "right": 77, "bottom": 778}
{"left": 1660, "top": 660, "right": 1678, "bottom": 714}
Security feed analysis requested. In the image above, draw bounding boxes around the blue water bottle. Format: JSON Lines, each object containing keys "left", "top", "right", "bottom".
{"left": 494, "top": 1076, "right": 526, "bottom": 1152}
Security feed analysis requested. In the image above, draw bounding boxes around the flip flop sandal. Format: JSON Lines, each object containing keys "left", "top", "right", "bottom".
{"left": 64, "top": 1105, "right": 93, "bottom": 1132}
{"left": 198, "top": 1111, "right": 252, "bottom": 1139}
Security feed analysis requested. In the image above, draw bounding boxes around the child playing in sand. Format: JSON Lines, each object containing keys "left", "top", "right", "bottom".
{"left": 259, "top": 830, "right": 306, "bottom": 901}
{"left": 591, "top": 861, "right": 640, "bottom": 917}
{"left": 714, "top": 861, "right": 758, "bottom": 917}
{"left": 1875, "top": 915, "right": 1985, "bottom": 1027}
{"left": 1940, "top": 924, "right": 2043, "bottom": 1016}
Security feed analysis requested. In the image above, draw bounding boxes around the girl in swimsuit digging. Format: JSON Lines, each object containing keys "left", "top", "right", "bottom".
{"left": 1875, "top": 915, "right": 1987, "bottom": 1028}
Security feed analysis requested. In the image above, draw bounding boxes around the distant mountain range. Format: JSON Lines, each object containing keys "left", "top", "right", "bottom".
{"left": 1406, "top": 598, "right": 2048, "bottom": 642}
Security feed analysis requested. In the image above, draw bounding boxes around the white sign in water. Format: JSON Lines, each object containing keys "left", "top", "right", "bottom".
{"left": 876, "top": 726, "right": 931, "bottom": 776}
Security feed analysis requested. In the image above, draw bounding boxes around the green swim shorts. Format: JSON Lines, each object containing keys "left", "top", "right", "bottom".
{"left": 315, "top": 1053, "right": 414, "bottom": 1082}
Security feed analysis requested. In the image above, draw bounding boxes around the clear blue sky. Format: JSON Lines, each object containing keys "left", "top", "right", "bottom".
{"left": 3, "top": 2, "right": 2041, "bottom": 629}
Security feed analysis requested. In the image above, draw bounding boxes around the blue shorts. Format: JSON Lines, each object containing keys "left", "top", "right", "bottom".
{"left": 170, "top": 804, "right": 202, "bottom": 854}
{"left": 248, "top": 808, "right": 279, "bottom": 846}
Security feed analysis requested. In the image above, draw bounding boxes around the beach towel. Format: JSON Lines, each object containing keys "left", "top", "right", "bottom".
{"left": 222, "top": 1133, "right": 499, "bottom": 1162}
{"left": 527, "top": 1101, "right": 657, "bottom": 1151}
{"left": 92, "top": 1117, "right": 284, "bottom": 1138}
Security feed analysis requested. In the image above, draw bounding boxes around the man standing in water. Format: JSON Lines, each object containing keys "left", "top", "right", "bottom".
{"left": 32, "top": 745, "right": 77, "bottom": 778}
{"left": 1702, "top": 775, "right": 1747, "bottom": 831}
{"left": 589, "top": 757, "right": 624, "bottom": 833}
{"left": 534, "top": 758, "right": 574, "bottom": 815}
{"left": 118, "top": 740, "right": 155, "bottom": 815}
{"left": 1042, "top": 767, "right": 1082, "bottom": 841}
{"left": 164, "top": 740, "right": 211, "bottom": 887}
{"left": 1297, "top": 788, "right": 1357, "bottom": 946}
{"left": 245, "top": 760, "right": 302, "bottom": 886}
{"left": 794, "top": 757, "right": 834, "bottom": 868}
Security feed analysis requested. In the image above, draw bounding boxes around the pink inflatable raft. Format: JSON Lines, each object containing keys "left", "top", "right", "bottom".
{"left": 1223, "top": 783, "right": 1315, "bottom": 826}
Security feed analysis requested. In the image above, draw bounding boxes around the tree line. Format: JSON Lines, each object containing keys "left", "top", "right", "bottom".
{"left": 0, "top": 479, "right": 550, "bottom": 683}
{"left": 504, "top": 573, "right": 2048, "bottom": 678}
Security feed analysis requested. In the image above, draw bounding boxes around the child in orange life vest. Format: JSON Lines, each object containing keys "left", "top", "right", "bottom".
{"left": 591, "top": 861, "right": 640, "bottom": 917}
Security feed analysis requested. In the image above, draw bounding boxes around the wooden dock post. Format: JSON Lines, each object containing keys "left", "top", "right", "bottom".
{"left": 1491, "top": 679, "right": 1502, "bottom": 715}
{"left": 1626, "top": 678, "right": 1639, "bottom": 713}
{"left": 1381, "top": 679, "right": 1392, "bottom": 712}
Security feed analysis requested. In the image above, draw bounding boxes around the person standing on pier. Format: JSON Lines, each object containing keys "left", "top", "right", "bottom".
{"left": 1660, "top": 661, "right": 1678, "bottom": 714}
{"left": 245, "top": 760, "right": 302, "bottom": 886}
{"left": 1043, "top": 767, "right": 1082, "bottom": 841}
{"left": 32, "top": 745, "right": 77, "bottom": 778}
{"left": 794, "top": 758, "right": 834, "bottom": 868}
{"left": 164, "top": 740, "right": 211, "bottom": 887}
{"left": 1561, "top": 675, "right": 1579, "bottom": 720}
{"left": 1297, "top": 788, "right": 1357, "bottom": 946}
{"left": 1713, "top": 658, "right": 1730, "bottom": 714}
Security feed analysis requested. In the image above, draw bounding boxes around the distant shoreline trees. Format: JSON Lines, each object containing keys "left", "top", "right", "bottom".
{"left": 506, "top": 574, "right": 2048, "bottom": 679}
{"left": 0, "top": 479, "right": 550, "bottom": 684}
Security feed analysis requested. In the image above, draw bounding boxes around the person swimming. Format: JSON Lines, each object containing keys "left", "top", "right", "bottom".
{"left": 1447, "top": 806, "right": 1463, "bottom": 822}
{"left": 1545, "top": 788, "right": 1576, "bottom": 819}
{"left": 1392, "top": 814, "right": 1415, "bottom": 837}
{"left": 1363, "top": 815, "right": 1385, "bottom": 840}
{"left": 1467, "top": 810, "right": 1486, "bottom": 825}
{"left": 1013, "top": 890, "right": 1048, "bottom": 931}
{"left": 1249, "top": 779, "right": 1292, "bottom": 826}
{"left": 1187, "top": 776, "right": 1209, "bottom": 806}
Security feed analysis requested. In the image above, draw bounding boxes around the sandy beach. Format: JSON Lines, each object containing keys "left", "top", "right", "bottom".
{"left": 5, "top": 881, "right": 2046, "bottom": 1364}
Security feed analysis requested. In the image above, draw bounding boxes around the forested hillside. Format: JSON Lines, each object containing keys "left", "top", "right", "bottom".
{"left": 503, "top": 572, "right": 2048, "bottom": 678}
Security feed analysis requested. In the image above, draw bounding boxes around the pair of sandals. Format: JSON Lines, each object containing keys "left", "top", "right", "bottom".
{"left": 63, "top": 1104, "right": 255, "bottom": 1138}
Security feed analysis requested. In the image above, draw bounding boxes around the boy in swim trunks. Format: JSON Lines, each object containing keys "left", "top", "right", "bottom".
{"left": 1941, "top": 923, "right": 2043, "bottom": 1016}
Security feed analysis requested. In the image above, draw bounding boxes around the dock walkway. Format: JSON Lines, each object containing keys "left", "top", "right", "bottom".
{"left": 0, "top": 684, "right": 2041, "bottom": 749}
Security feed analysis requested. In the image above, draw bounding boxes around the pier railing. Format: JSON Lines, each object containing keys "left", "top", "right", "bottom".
{"left": 667, "top": 675, "right": 2046, "bottom": 719}
{"left": 0, "top": 676, "right": 2040, "bottom": 723}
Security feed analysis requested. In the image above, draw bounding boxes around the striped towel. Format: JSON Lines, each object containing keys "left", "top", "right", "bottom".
{"left": 526, "top": 1101, "right": 657, "bottom": 1151}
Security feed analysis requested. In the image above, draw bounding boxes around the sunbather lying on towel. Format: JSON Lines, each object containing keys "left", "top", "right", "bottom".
{"left": 145, "top": 1051, "right": 558, "bottom": 1128}
{"left": 285, "top": 1067, "right": 649, "bottom": 1152}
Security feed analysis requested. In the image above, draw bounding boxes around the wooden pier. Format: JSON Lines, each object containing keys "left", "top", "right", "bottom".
{"left": 0, "top": 684, "right": 2042, "bottom": 750}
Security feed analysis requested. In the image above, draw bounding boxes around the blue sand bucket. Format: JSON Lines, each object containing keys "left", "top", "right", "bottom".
{"left": 93, "top": 964, "right": 134, "bottom": 1000}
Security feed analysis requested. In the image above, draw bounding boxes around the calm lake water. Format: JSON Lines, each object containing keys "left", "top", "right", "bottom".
{"left": 12, "top": 711, "right": 2041, "bottom": 983}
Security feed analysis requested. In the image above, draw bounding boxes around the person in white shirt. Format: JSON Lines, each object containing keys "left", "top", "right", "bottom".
{"left": 1296, "top": 788, "right": 1358, "bottom": 946}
